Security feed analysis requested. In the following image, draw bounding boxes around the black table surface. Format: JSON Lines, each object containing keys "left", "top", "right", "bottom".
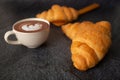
{"left": 0, "top": 0, "right": 120, "bottom": 80}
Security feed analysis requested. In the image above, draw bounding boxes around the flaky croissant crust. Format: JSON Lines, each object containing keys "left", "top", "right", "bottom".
{"left": 36, "top": 4, "right": 78, "bottom": 26}
{"left": 62, "top": 21, "right": 111, "bottom": 71}
{"left": 36, "top": 3, "right": 99, "bottom": 26}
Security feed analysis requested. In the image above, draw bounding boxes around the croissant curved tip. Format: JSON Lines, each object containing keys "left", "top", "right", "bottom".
{"left": 96, "top": 21, "right": 111, "bottom": 31}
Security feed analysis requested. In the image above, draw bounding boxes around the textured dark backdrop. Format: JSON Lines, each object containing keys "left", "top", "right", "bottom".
{"left": 0, "top": 0, "right": 120, "bottom": 80}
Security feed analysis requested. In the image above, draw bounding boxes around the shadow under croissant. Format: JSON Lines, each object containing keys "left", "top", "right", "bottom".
{"left": 63, "top": 65, "right": 82, "bottom": 80}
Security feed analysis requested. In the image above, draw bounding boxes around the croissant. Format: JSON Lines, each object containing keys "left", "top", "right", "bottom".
{"left": 36, "top": 3, "right": 99, "bottom": 26}
{"left": 62, "top": 21, "right": 111, "bottom": 71}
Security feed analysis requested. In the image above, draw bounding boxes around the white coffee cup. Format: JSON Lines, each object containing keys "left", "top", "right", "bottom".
{"left": 4, "top": 18, "right": 50, "bottom": 48}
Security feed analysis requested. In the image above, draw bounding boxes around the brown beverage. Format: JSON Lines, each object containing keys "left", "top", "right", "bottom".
{"left": 14, "top": 20, "right": 49, "bottom": 33}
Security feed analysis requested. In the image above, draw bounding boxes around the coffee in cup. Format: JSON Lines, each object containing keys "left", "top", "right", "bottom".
{"left": 14, "top": 20, "right": 49, "bottom": 33}
{"left": 4, "top": 18, "right": 50, "bottom": 48}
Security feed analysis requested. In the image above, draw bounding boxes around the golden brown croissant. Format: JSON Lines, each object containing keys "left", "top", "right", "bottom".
{"left": 36, "top": 3, "right": 99, "bottom": 26}
{"left": 62, "top": 21, "right": 111, "bottom": 71}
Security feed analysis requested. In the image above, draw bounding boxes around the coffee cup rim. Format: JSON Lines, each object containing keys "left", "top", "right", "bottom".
{"left": 13, "top": 18, "right": 50, "bottom": 33}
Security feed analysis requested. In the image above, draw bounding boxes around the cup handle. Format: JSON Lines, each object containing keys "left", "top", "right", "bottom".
{"left": 4, "top": 30, "right": 21, "bottom": 45}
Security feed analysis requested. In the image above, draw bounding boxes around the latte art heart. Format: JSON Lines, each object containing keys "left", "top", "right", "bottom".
{"left": 22, "top": 23, "right": 42, "bottom": 31}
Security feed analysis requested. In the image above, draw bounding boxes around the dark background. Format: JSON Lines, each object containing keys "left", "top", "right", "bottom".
{"left": 0, "top": 0, "right": 120, "bottom": 80}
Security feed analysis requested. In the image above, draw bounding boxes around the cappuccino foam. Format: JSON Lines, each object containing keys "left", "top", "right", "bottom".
{"left": 14, "top": 20, "right": 49, "bottom": 33}
{"left": 22, "top": 23, "right": 42, "bottom": 31}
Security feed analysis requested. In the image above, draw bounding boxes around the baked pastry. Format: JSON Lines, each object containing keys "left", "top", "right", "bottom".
{"left": 36, "top": 3, "right": 99, "bottom": 26}
{"left": 62, "top": 21, "right": 111, "bottom": 71}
